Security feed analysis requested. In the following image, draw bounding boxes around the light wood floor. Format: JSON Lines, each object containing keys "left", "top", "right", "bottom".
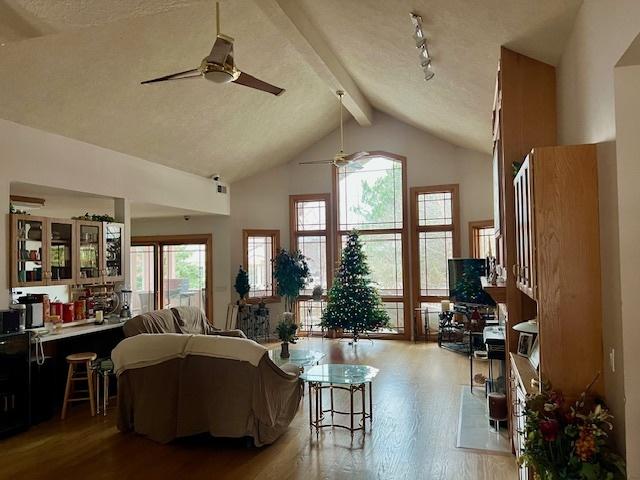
{"left": 0, "top": 339, "right": 517, "bottom": 480}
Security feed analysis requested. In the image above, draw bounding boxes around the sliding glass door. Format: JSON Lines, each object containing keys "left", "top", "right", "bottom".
{"left": 130, "top": 235, "right": 213, "bottom": 320}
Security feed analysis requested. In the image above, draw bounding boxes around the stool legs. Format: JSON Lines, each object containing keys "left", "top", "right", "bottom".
{"left": 87, "top": 361, "right": 96, "bottom": 416}
{"left": 61, "top": 360, "right": 96, "bottom": 419}
{"left": 61, "top": 363, "right": 74, "bottom": 420}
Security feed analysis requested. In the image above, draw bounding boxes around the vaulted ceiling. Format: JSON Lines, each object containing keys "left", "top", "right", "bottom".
{"left": 0, "top": 0, "right": 582, "bottom": 182}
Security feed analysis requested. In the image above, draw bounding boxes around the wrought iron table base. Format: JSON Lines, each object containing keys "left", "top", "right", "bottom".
{"left": 307, "top": 381, "right": 373, "bottom": 435}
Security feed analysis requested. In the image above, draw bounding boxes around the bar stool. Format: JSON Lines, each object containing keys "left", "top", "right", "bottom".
{"left": 61, "top": 352, "right": 97, "bottom": 419}
{"left": 94, "top": 358, "right": 114, "bottom": 416}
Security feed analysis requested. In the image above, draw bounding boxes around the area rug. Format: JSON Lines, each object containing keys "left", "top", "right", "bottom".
{"left": 456, "top": 386, "right": 511, "bottom": 455}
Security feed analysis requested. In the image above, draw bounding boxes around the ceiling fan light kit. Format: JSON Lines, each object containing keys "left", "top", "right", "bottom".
{"left": 141, "top": 2, "right": 285, "bottom": 96}
{"left": 410, "top": 12, "right": 434, "bottom": 82}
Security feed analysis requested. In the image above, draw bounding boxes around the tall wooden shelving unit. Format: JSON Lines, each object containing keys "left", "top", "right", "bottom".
{"left": 492, "top": 49, "right": 604, "bottom": 479}
{"left": 491, "top": 47, "right": 557, "bottom": 461}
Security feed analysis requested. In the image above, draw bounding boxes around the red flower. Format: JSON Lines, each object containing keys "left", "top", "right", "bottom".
{"left": 539, "top": 419, "right": 560, "bottom": 441}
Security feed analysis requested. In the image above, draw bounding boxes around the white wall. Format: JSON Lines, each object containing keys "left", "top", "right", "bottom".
{"left": 130, "top": 215, "right": 231, "bottom": 327}
{"left": 1, "top": 119, "right": 229, "bottom": 309}
{"left": 557, "top": 0, "right": 640, "bottom": 462}
{"left": 614, "top": 63, "right": 640, "bottom": 479}
{"left": 230, "top": 110, "right": 494, "bottom": 323}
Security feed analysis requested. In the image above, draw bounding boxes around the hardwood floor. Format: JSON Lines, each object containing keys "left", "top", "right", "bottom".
{"left": 0, "top": 339, "right": 517, "bottom": 480}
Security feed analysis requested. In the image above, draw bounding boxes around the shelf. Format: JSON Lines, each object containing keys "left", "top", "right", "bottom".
{"left": 480, "top": 276, "right": 506, "bottom": 303}
{"left": 510, "top": 353, "right": 539, "bottom": 396}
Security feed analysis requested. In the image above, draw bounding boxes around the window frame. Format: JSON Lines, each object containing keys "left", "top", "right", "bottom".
{"left": 131, "top": 234, "right": 214, "bottom": 322}
{"left": 469, "top": 220, "right": 495, "bottom": 259}
{"left": 332, "top": 151, "right": 410, "bottom": 338}
{"left": 289, "top": 193, "right": 333, "bottom": 299}
{"left": 242, "top": 229, "right": 280, "bottom": 303}
{"left": 410, "top": 184, "right": 461, "bottom": 338}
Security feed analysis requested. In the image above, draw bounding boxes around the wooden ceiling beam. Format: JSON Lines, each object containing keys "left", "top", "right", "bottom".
{"left": 257, "top": 0, "right": 373, "bottom": 126}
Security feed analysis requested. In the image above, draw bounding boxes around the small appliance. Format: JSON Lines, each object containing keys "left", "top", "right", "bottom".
{"left": 9, "top": 303, "right": 26, "bottom": 331}
{"left": 0, "top": 309, "right": 20, "bottom": 334}
{"left": 119, "top": 289, "right": 132, "bottom": 319}
{"left": 18, "top": 294, "right": 45, "bottom": 329}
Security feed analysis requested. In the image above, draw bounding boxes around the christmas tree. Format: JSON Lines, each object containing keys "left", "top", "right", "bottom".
{"left": 321, "top": 231, "right": 389, "bottom": 340}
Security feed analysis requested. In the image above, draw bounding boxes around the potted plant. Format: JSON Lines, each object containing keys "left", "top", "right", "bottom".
{"left": 272, "top": 249, "right": 311, "bottom": 319}
{"left": 234, "top": 265, "right": 250, "bottom": 305}
{"left": 275, "top": 312, "right": 298, "bottom": 358}
{"left": 520, "top": 378, "right": 626, "bottom": 479}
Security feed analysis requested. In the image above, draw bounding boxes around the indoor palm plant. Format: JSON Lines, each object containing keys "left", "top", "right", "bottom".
{"left": 234, "top": 265, "right": 250, "bottom": 304}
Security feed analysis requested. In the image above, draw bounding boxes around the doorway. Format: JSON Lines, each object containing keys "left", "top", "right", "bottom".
{"left": 130, "top": 234, "right": 213, "bottom": 321}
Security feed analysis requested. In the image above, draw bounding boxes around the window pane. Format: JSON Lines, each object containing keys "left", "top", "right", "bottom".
{"left": 341, "top": 233, "right": 403, "bottom": 296}
{"left": 476, "top": 226, "right": 495, "bottom": 258}
{"left": 162, "top": 244, "right": 206, "bottom": 311}
{"left": 131, "top": 245, "right": 155, "bottom": 315}
{"left": 296, "top": 200, "right": 326, "bottom": 231}
{"left": 298, "top": 299, "right": 324, "bottom": 333}
{"left": 419, "top": 231, "right": 453, "bottom": 297}
{"left": 247, "top": 236, "right": 274, "bottom": 297}
{"left": 379, "top": 302, "right": 404, "bottom": 334}
{"left": 338, "top": 156, "right": 403, "bottom": 230}
{"left": 418, "top": 191, "right": 453, "bottom": 226}
{"left": 297, "top": 235, "right": 327, "bottom": 294}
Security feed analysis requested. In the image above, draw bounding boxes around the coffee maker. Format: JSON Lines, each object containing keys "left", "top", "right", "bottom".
{"left": 18, "top": 294, "right": 45, "bottom": 329}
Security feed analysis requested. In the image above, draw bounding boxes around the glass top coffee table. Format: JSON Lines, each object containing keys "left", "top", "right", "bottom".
{"left": 268, "top": 348, "right": 325, "bottom": 371}
{"left": 300, "top": 364, "right": 379, "bottom": 435}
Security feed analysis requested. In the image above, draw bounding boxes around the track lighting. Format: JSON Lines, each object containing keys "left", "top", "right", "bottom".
{"left": 410, "top": 13, "right": 434, "bottom": 82}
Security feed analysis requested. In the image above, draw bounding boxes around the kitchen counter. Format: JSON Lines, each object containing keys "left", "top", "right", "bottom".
{"left": 31, "top": 319, "right": 126, "bottom": 343}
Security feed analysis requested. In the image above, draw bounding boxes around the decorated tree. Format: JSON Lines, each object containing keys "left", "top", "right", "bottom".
{"left": 321, "top": 231, "right": 389, "bottom": 340}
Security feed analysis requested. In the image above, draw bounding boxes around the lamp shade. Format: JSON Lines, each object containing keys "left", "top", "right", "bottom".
{"left": 513, "top": 320, "right": 538, "bottom": 334}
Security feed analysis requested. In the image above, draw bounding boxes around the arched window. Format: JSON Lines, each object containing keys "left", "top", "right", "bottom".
{"left": 334, "top": 153, "right": 408, "bottom": 334}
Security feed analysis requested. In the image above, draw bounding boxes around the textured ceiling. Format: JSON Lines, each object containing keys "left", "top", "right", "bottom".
{"left": 297, "top": 0, "right": 582, "bottom": 154}
{"left": 0, "top": 0, "right": 582, "bottom": 181}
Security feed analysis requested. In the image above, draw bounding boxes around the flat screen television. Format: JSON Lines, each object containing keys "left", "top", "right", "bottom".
{"left": 448, "top": 258, "right": 496, "bottom": 307}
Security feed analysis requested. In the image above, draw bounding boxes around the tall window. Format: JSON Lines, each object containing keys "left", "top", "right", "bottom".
{"left": 335, "top": 153, "right": 408, "bottom": 334}
{"left": 412, "top": 185, "right": 460, "bottom": 336}
{"left": 291, "top": 194, "right": 331, "bottom": 333}
{"left": 243, "top": 229, "right": 279, "bottom": 302}
{"left": 469, "top": 220, "right": 495, "bottom": 259}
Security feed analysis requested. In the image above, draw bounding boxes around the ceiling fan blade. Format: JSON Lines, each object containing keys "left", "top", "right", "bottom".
{"left": 141, "top": 69, "right": 200, "bottom": 85}
{"left": 299, "top": 160, "right": 334, "bottom": 165}
{"left": 344, "top": 151, "right": 371, "bottom": 162}
{"left": 207, "top": 35, "right": 234, "bottom": 65}
{"left": 233, "top": 71, "right": 285, "bottom": 96}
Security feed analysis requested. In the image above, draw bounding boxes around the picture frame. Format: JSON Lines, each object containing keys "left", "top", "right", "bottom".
{"left": 529, "top": 336, "right": 540, "bottom": 369}
{"left": 517, "top": 332, "right": 534, "bottom": 357}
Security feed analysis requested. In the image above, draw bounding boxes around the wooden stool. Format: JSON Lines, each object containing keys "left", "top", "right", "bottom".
{"left": 61, "top": 352, "right": 97, "bottom": 420}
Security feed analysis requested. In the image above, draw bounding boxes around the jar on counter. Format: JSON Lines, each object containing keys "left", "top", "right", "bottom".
{"left": 62, "top": 303, "right": 75, "bottom": 323}
{"left": 74, "top": 300, "right": 86, "bottom": 321}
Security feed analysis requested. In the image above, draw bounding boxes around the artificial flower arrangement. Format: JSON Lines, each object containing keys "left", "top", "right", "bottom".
{"left": 520, "top": 377, "right": 626, "bottom": 480}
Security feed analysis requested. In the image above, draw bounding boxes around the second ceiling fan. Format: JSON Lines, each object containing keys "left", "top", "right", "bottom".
{"left": 299, "top": 91, "right": 373, "bottom": 169}
{"left": 141, "top": 2, "right": 285, "bottom": 96}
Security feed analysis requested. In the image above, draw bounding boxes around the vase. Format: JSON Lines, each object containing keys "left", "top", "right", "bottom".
{"left": 280, "top": 342, "right": 290, "bottom": 358}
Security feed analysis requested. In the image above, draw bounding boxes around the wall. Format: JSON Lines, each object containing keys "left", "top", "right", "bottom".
{"left": 130, "top": 215, "right": 231, "bottom": 327}
{"left": 1, "top": 119, "right": 229, "bottom": 310}
{"left": 229, "top": 110, "right": 494, "bottom": 324}
{"left": 614, "top": 62, "right": 640, "bottom": 479}
{"left": 556, "top": 0, "right": 640, "bottom": 462}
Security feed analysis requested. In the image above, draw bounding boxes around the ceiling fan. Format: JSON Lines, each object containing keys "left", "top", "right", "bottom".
{"left": 141, "top": 2, "right": 285, "bottom": 96}
{"left": 299, "top": 91, "right": 372, "bottom": 168}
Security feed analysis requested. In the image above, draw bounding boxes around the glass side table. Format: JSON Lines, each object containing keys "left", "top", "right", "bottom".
{"left": 268, "top": 349, "right": 325, "bottom": 371}
{"left": 300, "top": 364, "right": 379, "bottom": 436}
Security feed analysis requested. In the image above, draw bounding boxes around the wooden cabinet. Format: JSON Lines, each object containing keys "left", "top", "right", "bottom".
{"left": 513, "top": 157, "right": 536, "bottom": 299}
{"left": 514, "top": 145, "right": 603, "bottom": 399}
{"left": 10, "top": 215, "right": 124, "bottom": 288}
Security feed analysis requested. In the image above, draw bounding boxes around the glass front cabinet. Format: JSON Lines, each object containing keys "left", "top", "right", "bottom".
{"left": 10, "top": 215, "right": 125, "bottom": 287}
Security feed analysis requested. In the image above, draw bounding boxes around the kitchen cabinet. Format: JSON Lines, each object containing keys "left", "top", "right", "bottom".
{"left": 10, "top": 215, "right": 124, "bottom": 287}
{"left": 513, "top": 157, "right": 535, "bottom": 299}
{"left": 0, "top": 332, "right": 30, "bottom": 437}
